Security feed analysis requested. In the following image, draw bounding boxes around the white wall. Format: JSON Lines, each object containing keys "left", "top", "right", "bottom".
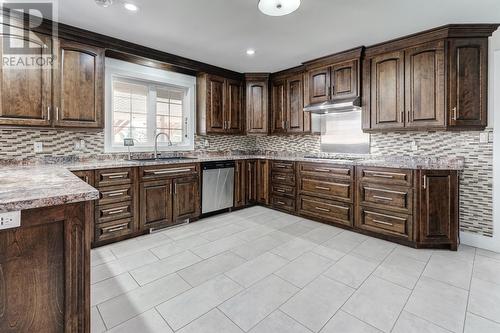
{"left": 461, "top": 30, "right": 500, "bottom": 252}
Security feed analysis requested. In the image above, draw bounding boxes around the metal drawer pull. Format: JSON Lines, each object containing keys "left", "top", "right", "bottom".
{"left": 373, "top": 219, "right": 394, "bottom": 226}
{"left": 276, "top": 201, "right": 286, "bottom": 205}
{"left": 105, "top": 190, "right": 126, "bottom": 197}
{"left": 373, "top": 195, "right": 393, "bottom": 201}
{"left": 276, "top": 189, "right": 286, "bottom": 193}
{"left": 371, "top": 173, "right": 394, "bottom": 178}
{"left": 102, "top": 172, "right": 128, "bottom": 179}
{"left": 104, "top": 223, "right": 128, "bottom": 233}
{"left": 365, "top": 211, "right": 406, "bottom": 221}
{"left": 365, "top": 187, "right": 406, "bottom": 195}
{"left": 275, "top": 176, "right": 286, "bottom": 180}
{"left": 275, "top": 164, "right": 287, "bottom": 168}
{"left": 314, "top": 168, "right": 331, "bottom": 172}
{"left": 104, "top": 207, "right": 127, "bottom": 215}
{"left": 315, "top": 186, "right": 330, "bottom": 191}
{"left": 315, "top": 207, "right": 330, "bottom": 212}
{"left": 149, "top": 168, "right": 193, "bottom": 175}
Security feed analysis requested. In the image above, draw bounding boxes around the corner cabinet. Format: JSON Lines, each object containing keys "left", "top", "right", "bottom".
{"left": 363, "top": 24, "right": 498, "bottom": 132}
{"left": 197, "top": 73, "right": 244, "bottom": 135}
{"left": 245, "top": 74, "right": 269, "bottom": 134}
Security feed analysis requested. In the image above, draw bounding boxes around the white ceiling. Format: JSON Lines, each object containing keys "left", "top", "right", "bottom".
{"left": 58, "top": 0, "right": 500, "bottom": 73}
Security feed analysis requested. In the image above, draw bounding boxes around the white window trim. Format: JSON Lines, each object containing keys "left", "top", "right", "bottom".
{"left": 105, "top": 58, "right": 196, "bottom": 153}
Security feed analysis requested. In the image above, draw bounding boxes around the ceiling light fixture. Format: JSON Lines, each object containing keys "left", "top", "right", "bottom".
{"left": 246, "top": 49, "right": 256, "bottom": 56}
{"left": 258, "top": 0, "right": 300, "bottom": 16}
{"left": 123, "top": 2, "right": 139, "bottom": 12}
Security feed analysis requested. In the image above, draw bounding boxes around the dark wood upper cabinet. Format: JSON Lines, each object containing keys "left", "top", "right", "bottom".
{"left": 197, "top": 73, "right": 244, "bottom": 135}
{"left": 245, "top": 74, "right": 269, "bottom": 134}
{"left": 53, "top": 39, "right": 104, "bottom": 128}
{"left": 307, "top": 66, "right": 330, "bottom": 104}
{"left": 369, "top": 51, "right": 405, "bottom": 130}
{"left": 286, "top": 74, "right": 305, "bottom": 133}
{"left": 173, "top": 176, "right": 200, "bottom": 222}
{"left": 271, "top": 79, "right": 287, "bottom": 134}
{"left": 448, "top": 38, "right": 488, "bottom": 129}
{"left": 363, "top": 24, "right": 498, "bottom": 132}
{"left": 331, "top": 60, "right": 359, "bottom": 100}
{"left": 405, "top": 41, "right": 446, "bottom": 129}
{"left": 0, "top": 30, "right": 52, "bottom": 127}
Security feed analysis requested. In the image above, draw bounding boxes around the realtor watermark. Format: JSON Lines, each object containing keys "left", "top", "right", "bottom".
{"left": 1, "top": 1, "right": 58, "bottom": 69}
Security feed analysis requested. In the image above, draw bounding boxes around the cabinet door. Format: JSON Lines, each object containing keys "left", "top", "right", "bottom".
{"left": 139, "top": 179, "right": 173, "bottom": 230}
{"left": 331, "top": 60, "right": 358, "bottom": 100}
{"left": 73, "top": 170, "right": 95, "bottom": 245}
{"left": 246, "top": 160, "right": 258, "bottom": 203}
{"left": 54, "top": 39, "right": 104, "bottom": 128}
{"left": 405, "top": 41, "right": 446, "bottom": 129}
{"left": 307, "top": 66, "right": 330, "bottom": 104}
{"left": 418, "top": 170, "right": 458, "bottom": 250}
{"left": 206, "top": 75, "right": 226, "bottom": 133}
{"left": 246, "top": 80, "right": 268, "bottom": 134}
{"left": 271, "top": 79, "right": 287, "bottom": 133}
{"left": 234, "top": 160, "right": 247, "bottom": 207}
{"left": 369, "top": 51, "right": 405, "bottom": 130}
{"left": 286, "top": 74, "right": 305, "bottom": 133}
{"left": 225, "top": 79, "right": 244, "bottom": 134}
{"left": 173, "top": 176, "right": 200, "bottom": 222}
{"left": 448, "top": 38, "right": 488, "bottom": 128}
{"left": 0, "top": 29, "right": 51, "bottom": 126}
{"left": 257, "top": 160, "right": 269, "bottom": 205}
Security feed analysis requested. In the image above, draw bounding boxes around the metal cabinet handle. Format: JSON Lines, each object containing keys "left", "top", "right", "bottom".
{"left": 105, "top": 190, "right": 126, "bottom": 197}
{"left": 365, "top": 211, "right": 406, "bottom": 221}
{"left": 373, "top": 219, "right": 394, "bottom": 226}
{"left": 373, "top": 195, "right": 393, "bottom": 201}
{"left": 276, "top": 189, "right": 285, "bottom": 193}
{"left": 149, "top": 168, "right": 192, "bottom": 175}
{"left": 47, "top": 106, "right": 51, "bottom": 121}
{"left": 315, "top": 207, "right": 330, "bottom": 212}
{"left": 423, "top": 175, "right": 427, "bottom": 189}
{"left": 315, "top": 186, "right": 330, "bottom": 191}
{"left": 314, "top": 168, "right": 331, "bottom": 172}
{"left": 102, "top": 172, "right": 128, "bottom": 179}
{"left": 103, "top": 207, "right": 127, "bottom": 215}
{"left": 276, "top": 201, "right": 286, "bottom": 205}
{"left": 275, "top": 176, "right": 286, "bottom": 180}
{"left": 452, "top": 107, "right": 457, "bottom": 121}
{"left": 103, "top": 223, "right": 128, "bottom": 233}
{"left": 371, "top": 173, "right": 394, "bottom": 179}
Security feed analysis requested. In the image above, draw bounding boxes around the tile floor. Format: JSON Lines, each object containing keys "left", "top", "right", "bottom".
{"left": 90, "top": 206, "right": 500, "bottom": 333}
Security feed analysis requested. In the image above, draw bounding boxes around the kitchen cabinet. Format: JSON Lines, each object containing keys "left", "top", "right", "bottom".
{"left": 173, "top": 176, "right": 200, "bottom": 221}
{"left": 197, "top": 73, "right": 244, "bottom": 135}
{"left": 234, "top": 160, "right": 247, "bottom": 207}
{"left": 245, "top": 74, "right": 269, "bottom": 134}
{"left": 270, "top": 68, "right": 309, "bottom": 134}
{"left": 270, "top": 160, "right": 296, "bottom": 212}
{"left": 257, "top": 159, "right": 269, "bottom": 205}
{"left": 72, "top": 170, "right": 96, "bottom": 245}
{"left": 53, "top": 39, "right": 104, "bottom": 128}
{"left": 363, "top": 25, "right": 497, "bottom": 132}
{"left": 246, "top": 160, "right": 258, "bottom": 204}
{"left": 140, "top": 179, "right": 173, "bottom": 230}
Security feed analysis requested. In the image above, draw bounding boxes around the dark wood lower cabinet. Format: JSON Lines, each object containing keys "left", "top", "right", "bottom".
{"left": 234, "top": 160, "right": 247, "bottom": 207}
{"left": 140, "top": 179, "right": 173, "bottom": 230}
{"left": 0, "top": 202, "right": 91, "bottom": 332}
{"left": 246, "top": 160, "right": 258, "bottom": 204}
{"left": 257, "top": 160, "right": 269, "bottom": 205}
{"left": 173, "top": 176, "right": 200, "bottom": 222}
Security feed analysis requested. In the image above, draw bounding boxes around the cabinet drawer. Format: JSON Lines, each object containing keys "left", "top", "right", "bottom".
{"left": 271, "top": 160, "right": 295, "bottom": 173}
{"left": 96, "top": 201, "right": 133, "bottom": 223}
{"left": 271, "top": 184, "right": 295, "bottom": 197}
{"left": 298, "top": 195, "right": 352, "bottom": 227}
{"left": 299, "top": 162, "right": 353, "bottom": 180}
{"left": 95, "top": 218, "right": 133, "bottom": 243}
{"left": 271, "top": 172, "right": 295, "bottom": 186}
{"left": 98, "top": 184, "right": 133, "bottom": 205}
{"left": 359, "top": 184, "right": 412, "bottom": 213}
{"left": 358, "top": 208, "right": 412, "bottom": 239}
{"left": 299, "top": 177, "right": 352, "bottom": 202}
{"left": 96, "top": 168, "right": 133, "bottom": 187}
{"left": 271, "top": 195, "right": 296, "bottom": 212}
{"left": 141, "top": 163, "right": 199, "bottom": 180}
{"left": 358, "top": 167, "right": 413, "bottom": 187}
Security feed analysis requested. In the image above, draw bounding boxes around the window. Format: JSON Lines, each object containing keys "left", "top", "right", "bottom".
{"left": 320, "top": 110, "right": 370, "bottom": 154}
{"left": 105, "top": 58, "right": 195, "bottom": 152}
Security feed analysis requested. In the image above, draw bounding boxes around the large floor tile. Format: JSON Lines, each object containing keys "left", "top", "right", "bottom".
{"left": 342, "top": 276, "right": 410, "bottom": 332}
{"left": 280, "top": 221, "right": 319, "bottom": 237}
{"left": 219, "top": 275, "right": 299, "bottom": 331}
{"left": 323, "top": 254, "right": 379, "bottom": 288}
{"left": 177, "top": 309, "right": 243, "bottom": 333}
{"left": 201, "top": 224, "right": 247, "bottom": 241}
{"left": 226, "top": 252, "right": 288, "bottom": 287}
{"left": 157, "top": 275, "right": 243, "bottom": 331}
{"left": 320, "top": 311, "right": 382, "bottom": 333}
{"left": 465, "top": 312, "right": 500, "bottom": 333}
{"left": 299, "top": 225, "right": 344, "bottom": 244}
{"left": 91, "top": 247, "right": 117, "bottom": 267}
{"left": 271, "top": 237, "right": 317, "bottom": 261}
{"left": 109, "top": 233, "right": 173, "bottom": 258}
{"left": 192, "top": 234, "right": 247, "bottom": 259}
{"left": 423, "top": 254, "right": 473, "bottom": 290}
{"left": 405, "top": 277, "right": 468, "bottom": 332}
{"left": 311, "top": 245, "right": 346, "bottom": 261}
{"left": 234, "top": 225, "right": 275, "bottom": 242}
{"left": 91, "top": 306, "right": 107, "bottom": 333}
{"left": 249, "top": 310, "right": 312, "bottom": 333}
{"left": 149, "top": 242, "right": 186, "bottom": 259}
{"left": 391, "top": 245, "right": 433, "bottom": 263}
{"left": 392, "top": 311, "right": 450, "bottom": 333}
{"left": 476, "top": 248, "right": 500, "bottom": 262}
{"left": 178, "top": 251, "right": 246, "bottom": 286}
{"left": 373, "top": 252, "right": 426, "bottom": 289}
{"left": 97, "top": 273, "right": 190, "bottom": 329}
{"left": 468, "top": 277, "right": 500, "bottom": 323}
{"left": 231, "top": 235, "right": 285, "bottom": 260}
{"left": 275, "top": 252, "right": 333, "bottom": 288}
{"left": 130, "top": 251, "right": 202, "bottom": 285}
{"left": 107, "top": 309, "right": 173, "bottom": 333}
{"left": 322, "top": 231, "right": 367, "bottom": 253}
{"left": 432, "top": 244, "right": 476, "bottom": 263}
{"left": 351, "top": 238, "right": 396, "bottom": 262}
{"left": 281, "top": 275, "right": 354, "bottom": 332}
{"left": 91, "top": 273, "right": 139, "bottom": 306}
{"left": 91, "top": 250, "right": 159, "bottom": 284}
{"left": 173, "top": 235, "right": 210, "bottom": 249}
{"left": 473, "top": 255, "right": 500, "bottom": 286}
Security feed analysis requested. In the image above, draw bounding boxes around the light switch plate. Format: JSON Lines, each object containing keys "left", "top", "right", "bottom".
{"left": 0, "top": 211, "right": 21, "bottom": 230}
{"left": 34, "top": 141, "right": 43, "bottom": 153}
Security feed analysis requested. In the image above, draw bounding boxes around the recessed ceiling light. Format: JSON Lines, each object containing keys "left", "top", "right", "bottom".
{"left": 123, "top": 2, "right": 138, "bottom": 12}
{"left": 246, "top": 49, "right": 256, "bottom": 56}
{"left": 258, "top": 0, "right": 300, "bottom": 16}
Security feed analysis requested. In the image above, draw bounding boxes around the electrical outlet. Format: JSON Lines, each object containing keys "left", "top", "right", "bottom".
{"left": 410, "top": 141, "right": 418, "bottom": 151}
{"left": 34, "top": 141, "right": 43, "bottom": 153}
{"left": 489, "top": 132, "right": 494, "bottom": 143}
{"left": 0, "top": 211, "right": 21, "bottom": 230}
{"left": 479, "top": 132, "right": 489, "bottom": 143}
{"left": 203, "top": 139, "right": 210, "bottom": 148}
{"left": 80, "top": 139, "right": 86, "bottom": 150}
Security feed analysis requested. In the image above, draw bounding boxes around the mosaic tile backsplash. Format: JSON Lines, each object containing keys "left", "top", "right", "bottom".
{"left": 0, "top": 127, "right": 493, "bottom": 237}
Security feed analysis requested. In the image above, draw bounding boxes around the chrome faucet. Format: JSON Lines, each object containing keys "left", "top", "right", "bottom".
{"left": 154, "top": 132, "right": 173, "bottom": 159}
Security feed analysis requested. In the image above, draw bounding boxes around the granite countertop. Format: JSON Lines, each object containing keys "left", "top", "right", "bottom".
{"left": 0, "top": 166, "right": 99, "bottom": 213}
{"left": 0, "top": 153, "right": 464, "bottom": 213}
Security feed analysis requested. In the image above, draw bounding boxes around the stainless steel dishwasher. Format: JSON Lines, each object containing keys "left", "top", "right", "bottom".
{"left": 201, "top": 160, "right": 235, "bottom": 214}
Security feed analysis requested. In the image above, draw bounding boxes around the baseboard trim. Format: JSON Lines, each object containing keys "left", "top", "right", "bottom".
{"left": 460, "top": 231, "right": 500, "bottom": 252}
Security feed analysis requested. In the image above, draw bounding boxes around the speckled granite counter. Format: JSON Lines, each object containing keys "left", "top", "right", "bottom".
{"left": 0, "top": 166, "right": 99, "bottom": 212}
{"left": 0, "top": 154, "right": 464, "bottom": 212}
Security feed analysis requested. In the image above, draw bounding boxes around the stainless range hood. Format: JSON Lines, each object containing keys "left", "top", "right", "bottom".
{"left": 303, "top": 96, "right": 361, "bottom": 114}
